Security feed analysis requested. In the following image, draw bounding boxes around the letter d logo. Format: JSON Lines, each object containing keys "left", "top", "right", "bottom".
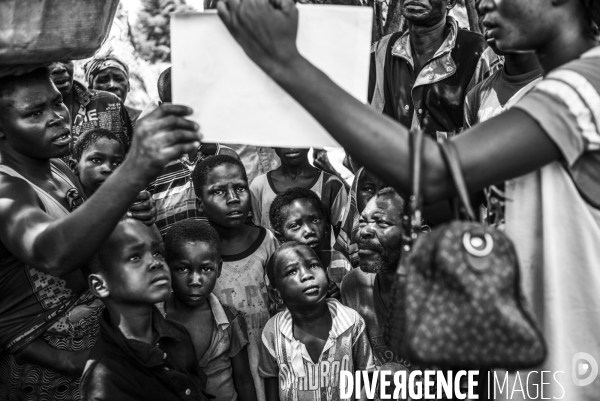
{"left": 572, "top": 352, "right": 599, "bottom": 387}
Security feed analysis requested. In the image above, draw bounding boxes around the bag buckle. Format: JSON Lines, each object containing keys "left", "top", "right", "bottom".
{"left": 463, "top": 232, "right": 493, "bottom": 258}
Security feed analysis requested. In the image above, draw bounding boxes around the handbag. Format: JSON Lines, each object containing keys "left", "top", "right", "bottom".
{"left": 385, "top": 129, "right": 546, "bottom": 369}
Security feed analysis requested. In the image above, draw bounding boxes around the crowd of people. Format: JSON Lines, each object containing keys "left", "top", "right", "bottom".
{"left": 0, "top": 0, "right": 599, "bottom": 400}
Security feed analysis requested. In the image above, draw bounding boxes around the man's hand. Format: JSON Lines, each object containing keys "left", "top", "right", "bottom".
{"left": 127, "top": 191, "right": 157, "bottom": 226}
{"left": 125, "top": 104, "right": 201, "bottom": 184}
{"left": 217, "top": 0, "right": 301, "bottom": 74}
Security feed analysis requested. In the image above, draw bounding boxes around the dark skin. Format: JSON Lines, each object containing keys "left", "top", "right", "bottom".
{"left": 70, "top": 138, "right": 125, "bottom": 198}
{"left": 91, "top": 67, "right": 130, "bottom": 104}
{"left": 47, "top": 61, "right": 77, "bottom": 125}
{"left": 166, "top": 241, "right": 257, "bottom": 401}
{"left": 402, "top": 0, "right": 458, "bottom": 77}
{"left": 356, "top": 169, "right": 385, "bottom": 213}
{"left": 216, "top": 0, "right": 597, "bottom": 208}
{"left": 197, "top": 163, "right": 261, "bottom": 255}
{"left": 270, "top": 148, "right": 319, "bottom": 192}
{"left": 0, "top": 73, "right": 200, "bottom": 373}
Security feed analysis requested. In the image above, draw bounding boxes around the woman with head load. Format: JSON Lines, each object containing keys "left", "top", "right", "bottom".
{"left": 217, "top": 0, "right": 600, "bottom": 399}
{"left": 0, "top": 66, "right": 200, "bottom": 399}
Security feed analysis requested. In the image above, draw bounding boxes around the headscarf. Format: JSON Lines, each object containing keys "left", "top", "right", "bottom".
{"left": 83, "top": 53, "right": 129, "bottom": 86}
{"left": 333, "top": 167, "right": 364, "bottom": 268}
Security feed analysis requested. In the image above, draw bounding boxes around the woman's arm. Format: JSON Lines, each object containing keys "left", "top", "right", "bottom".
{"left": 0, "top": 104, "right": 201, "bottom": 276}
{"left": 231, "top": 347, "right": 258, "bottom": 401}
{"left": 217, "top": 0, "right": 561, "bottom": 204}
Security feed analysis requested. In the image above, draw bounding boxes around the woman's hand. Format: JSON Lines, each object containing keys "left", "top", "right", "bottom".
{"left": 217, "top": 0, "right": 301, "bottom": 75}
{"left": 127, "top": 191, "right": 157, "bottom": 226}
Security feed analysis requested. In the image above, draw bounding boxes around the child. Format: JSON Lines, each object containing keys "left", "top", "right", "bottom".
{"left": 192, "top": 155, "right": 278, "bottom": 401}
{"left": 68, "top": 128, "right": 125, "bottom": 198}
{"left": 160, "top": 219, "right": 257, "bottom": 401}
{"left": 259, "top": 242, "right": 374, "bottom": 401}
{"left": 250, "top": 148, "right": 348, "bottom": 237}
{"left": 334, "top": 168, "right": 385, "bottom": 268}
{"left": 269, "top": 187, "right": 351, "bottom": 286}
{"left": 80, "top": 219, "right": 210, "bottom": 401}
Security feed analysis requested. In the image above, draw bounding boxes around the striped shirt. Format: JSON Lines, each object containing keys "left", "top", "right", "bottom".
{"left": 258, "top": 299, "right": 374, "bottom": 401}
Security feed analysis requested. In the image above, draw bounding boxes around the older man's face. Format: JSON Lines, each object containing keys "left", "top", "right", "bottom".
{"left": 47, "top": 61, "right": 74, "bottom": 98}
{"left": 357, "top": 193, "right": 403, "bottom": 274}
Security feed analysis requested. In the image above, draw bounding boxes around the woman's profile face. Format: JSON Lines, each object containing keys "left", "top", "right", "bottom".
{"left": 478, "top": 0, "right": 555, "bottom": 53}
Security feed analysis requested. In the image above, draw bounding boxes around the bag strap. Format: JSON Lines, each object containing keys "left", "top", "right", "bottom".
{"left": 438, "top": 140, "right": 476, "bottom": 221}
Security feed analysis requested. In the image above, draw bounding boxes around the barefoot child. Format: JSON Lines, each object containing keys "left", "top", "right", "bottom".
{"left": 192, "top": 155, "right": 278, "bottom": 401}
{"left": 259, "top": 242, "right": 374, "bottom": 401}
{"left": 80, "top": 219, "right": 209, "bottom": 401}
{"left": 250, "top": 147, "right": 347, "bottom": 237}
{"left": 160, "top": 219, "right": 257, "bottom": 401}
{"left": 269, "top": 187, "right": 351, "bottom": 286}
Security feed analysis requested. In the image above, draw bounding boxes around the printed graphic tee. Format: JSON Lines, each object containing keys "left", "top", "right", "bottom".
{"left": 258, "top": 299, "right": 375, "bottom": 401}
{"left": 212, "top": 227, "right": 279, "bottom": 401}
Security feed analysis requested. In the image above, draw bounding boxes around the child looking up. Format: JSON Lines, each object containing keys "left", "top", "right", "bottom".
{"left": 160, "top": 219, "right": 257, "bottom": 401}
{"left": 80, "top": 219, "right": 209, "bottom": 401}
{"left": 259, "top": 242, "right": 374, "bottom": 401}
{"left": 68, "top": 128, "right": 125, "bottom": 198}
{"left": 269, "top": 187, "right": 351, "bottom": 286}
{"left": 192, "top": 155, "right": 278, "bottom": 401}
{"left": 250, "top": 148, "right": 348, "bottom": 237}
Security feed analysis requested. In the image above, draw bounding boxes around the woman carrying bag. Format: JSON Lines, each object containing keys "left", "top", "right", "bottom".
{"left": 216, "top": 0, "right": 600, "bottom": 399}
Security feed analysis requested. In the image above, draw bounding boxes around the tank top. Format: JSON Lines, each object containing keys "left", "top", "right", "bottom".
{"left": 0, "top": 161, "right": 93, "bottom": 353}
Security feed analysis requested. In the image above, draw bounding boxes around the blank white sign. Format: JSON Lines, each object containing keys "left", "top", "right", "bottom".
{"left": 171, "top": 5, "right": 372, "bottom": 148}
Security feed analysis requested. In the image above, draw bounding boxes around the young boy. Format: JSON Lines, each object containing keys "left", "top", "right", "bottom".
{"left": 159, "top": 219, "right": 257, "bottom": 401}
{"left": 68, "top": 128, "right": 125, "bottom": 198}
{"left": 192, "top": 155, "right": 278, "bottom": 401}
{"left": 259, "top": 242, "right": 374, "bottom": 401}
{"left": 269, "top": 187, "right": 351, "bottom": 286}
{"left": 80, "top": 219, "right": 210, "bottom": 401}
{"left": 250, "top": 148, "right": 348, "bottom": 237}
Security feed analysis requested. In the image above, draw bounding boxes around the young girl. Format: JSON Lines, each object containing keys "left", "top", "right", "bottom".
{"left": 160, "top": 219, "right": 257, "bottom": 401}
{"left": 259, "top": 242, "right": 374, "bottom": 401}
{"left": 218, "top": 1, "right": 600, "bottom": 398}
{"left": 192, "top": 155, "right": 278, "bottom": 401}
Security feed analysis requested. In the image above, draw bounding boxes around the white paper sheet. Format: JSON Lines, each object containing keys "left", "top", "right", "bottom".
{"left": 171, "top": 5, "right": 372, "bottom": 148}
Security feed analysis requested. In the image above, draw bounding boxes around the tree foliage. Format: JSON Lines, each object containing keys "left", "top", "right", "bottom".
{"left": 134, "top": 0, "right": 194, "bottom": 63}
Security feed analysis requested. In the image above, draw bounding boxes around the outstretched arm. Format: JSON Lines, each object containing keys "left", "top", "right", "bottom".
{"left": 217, "top": 0, "right": 561, "bottom": 204}
{"left": 0, "top": 104, "right": 201, "bottom": 276}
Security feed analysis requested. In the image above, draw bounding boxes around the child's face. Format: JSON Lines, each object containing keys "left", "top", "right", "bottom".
{"left": 198, "top": 163, "right": 250, "bottom": 228}
{"left": 75, "top": 138, "right": 124, "bottom": 196}
{"left": 168, "top": 241, "right": 221, "bottom": 308}
{"left": 275, "top": 245, "right": 329, "bottom": 308}
{"left": 0, "top": 75, "right": 71, "bottom": 160}
{"left": 273, "top": 148, "right": 310, "bottom": 167}
{"left": 100, "top": 220, "right": 171, "bottom": 305}
{"left": 280, "top": 199, "right": 327, "bottom": 251}
{"left": 357, "top": 170, "right": 385, "bottom": 213}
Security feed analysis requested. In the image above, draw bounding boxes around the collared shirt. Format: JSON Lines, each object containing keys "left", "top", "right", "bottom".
{"left": 70, "top": 80, "right": 135, "bottom": 151}
{"left": 369, "top": 17, "right": 500, "bottom": 140}
{"left": 146, "top": 145, "right": 239, "bottom": 236}
{"left": 80, "top": 307, "right": 209, "bottom": 401}
{"left": 258, "top": 299, "right": 375, "bottom": 401}
{"left": 158, "top": 294, "right": 250, "bottom": 401}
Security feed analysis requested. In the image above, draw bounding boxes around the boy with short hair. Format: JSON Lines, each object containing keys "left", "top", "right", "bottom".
{"left": 68, "top": 128, "right": 125, "bottom": 198}
{"left": 192, "top": 155, "right": 278, "bottom": 401}
{"left": 250, "top": 148, "right": 348, "bottom": 236}
{"left": 80, "top": 219, "right": 210, "bottom": 401}
{"left": 269, "top": 187, "right": 351, "bottom": 286}
{"left": 159, "top": 219, "right": 258, "bottom": 401}
{"left": 259, "top": 242, "right": 374, "bottom": 401}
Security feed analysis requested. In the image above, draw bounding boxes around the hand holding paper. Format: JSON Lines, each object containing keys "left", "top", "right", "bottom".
{"left": 171, "top": 5, "right": 372, "bottom": 148}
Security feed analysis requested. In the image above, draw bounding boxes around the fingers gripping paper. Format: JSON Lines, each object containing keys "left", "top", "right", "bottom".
{"left": 171, "top": 6, "right": 372, "bottom": 148}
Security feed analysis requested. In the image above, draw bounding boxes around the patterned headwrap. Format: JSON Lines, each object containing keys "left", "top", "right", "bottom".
{"left": 83, "top": 54, "right": 129, "bottom": 86}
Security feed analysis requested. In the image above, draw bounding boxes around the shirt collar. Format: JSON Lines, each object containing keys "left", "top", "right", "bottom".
{"left": 207, "top": 293, "right": 230, "bottom": 331}
{"left": 391, "top": 16, "right": 459, "bottom": 65}
{"left": 100, "top": 306, "right": 181, "bottom": 367}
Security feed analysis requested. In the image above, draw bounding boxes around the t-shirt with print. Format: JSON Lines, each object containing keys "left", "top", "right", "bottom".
{"left": 212, "top": 227, "right": 279, "bottom": 401}
{"left": 493, "top": 46, "right": 600, "bottom": 401}
{"left": 157, "top": 294, "right": 249, "bottom": 401}
{"left": 258, "top": 299, "right": 375, "bottom": 401}
{"left": 250, "top": 171, "right": 348, "bottom": 236}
